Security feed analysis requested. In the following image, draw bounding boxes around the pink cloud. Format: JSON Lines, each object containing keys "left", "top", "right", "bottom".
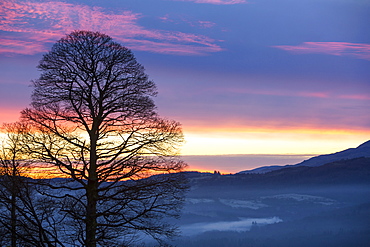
{"left": 0, "top": 0, "right": 223, "bottom": 55}
{"left": 338, "top": 94, "right": 370, "bottom": 101}
{"left": 0, "top": 36, "right": 48, "bottom": 55}
{"left": 210, "top": 87, "right": 370, "bottom": 101}
{"left": 296, "top": 92, "right": 330, "bottom": 98}
{"left": 159, "top": 14, "right": 173, "bottom": 23}
{"left": 212, "top": 87, "right": 332, "bottom": 99}
{"left": 274, "top": 42, "right": 370, "bottom": 61}
{"left": 117, "top": 38, "right": 222, "bottom": 55}
{"left": 173, "top": 0, "right": 247, "bottom": 4}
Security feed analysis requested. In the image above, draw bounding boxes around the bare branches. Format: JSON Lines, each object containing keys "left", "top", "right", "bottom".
{"left": 18, "top": 30, "right": 187, "bottom": 246}
{"left": 0, "top": 123, "right": 67, "bottom": 247}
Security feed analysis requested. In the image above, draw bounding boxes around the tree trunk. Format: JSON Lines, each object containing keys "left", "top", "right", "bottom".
{"left": 85, "top": 133, "right": 98, "bottom": 247}
{"left": 11, "top": 188, "right": 16, "bottom": 247}
{"left": 11, "top": 168, "right": 17, "bottom": 247}
{"left": 86, "top": 179, "right": 98, "bottom": 247}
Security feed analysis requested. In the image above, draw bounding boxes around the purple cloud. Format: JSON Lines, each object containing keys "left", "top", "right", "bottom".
{"left": 0, "top": 0, "right": 223, "bottom": 55}
{"left": 274, "top": 42, "right": 370, "bottom": 61}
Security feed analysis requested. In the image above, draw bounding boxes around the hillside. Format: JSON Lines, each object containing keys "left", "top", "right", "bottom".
{"left": 294, "top": 140, "right": 370, "bottom": 167}
{"left": 239, "top": 140, "right": 370, "bottom": 174}
{"left": 170, "top": 157, "right": 370, "bottom": 247}
{"left": 185, "top": 157, "right": 370, "bottom": 189}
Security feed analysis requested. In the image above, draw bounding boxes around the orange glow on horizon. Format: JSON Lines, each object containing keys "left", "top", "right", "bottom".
{"left": 182, "top": 123, "right": 370, "bottom": 136}
{"left": 180, "top": 126, "right": 369, "bottom": 156}
{"left": 183, "top": 166, "right": 231, "bottom": 175}
{"left": 23, "top": 166, "right": 226, "bottom": 178}
{"left": 1, "top": 107, "right": 368, "bottom": 167}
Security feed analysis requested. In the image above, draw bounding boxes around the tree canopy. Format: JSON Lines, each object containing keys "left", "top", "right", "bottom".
{"left": 16, "top": 30, "right": 187, "bottom": 246}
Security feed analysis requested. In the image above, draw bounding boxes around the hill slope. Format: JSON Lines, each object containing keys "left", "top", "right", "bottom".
{"left": 187, "top": 157, "right": 370, "bottom": 188}
{"left": 239, "top": 140, "right": 370, "bottom": 174}
{"left": 294, "top": 140, "right": 370, "bottom": 167}
{"left": 173, "top": 157, "right": 370, "bottom": 247}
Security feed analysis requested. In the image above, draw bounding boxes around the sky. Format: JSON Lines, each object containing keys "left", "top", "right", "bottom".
{"left": 0, "top": 0, "right": 369, "bottom": 172}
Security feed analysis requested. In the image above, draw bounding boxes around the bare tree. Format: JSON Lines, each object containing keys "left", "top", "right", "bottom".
{"left": 0, "top": 122, "right": 26, "bottom": 247}
{"left": 21, "top": 31, "right": 187, "bottom": 246}
{"left": 0, "top": 122, "right": 66, "bottom": 247}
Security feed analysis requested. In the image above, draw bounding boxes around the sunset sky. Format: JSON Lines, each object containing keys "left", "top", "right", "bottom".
{"left": 0, "top": 0, "right": 369, "bottom": 172}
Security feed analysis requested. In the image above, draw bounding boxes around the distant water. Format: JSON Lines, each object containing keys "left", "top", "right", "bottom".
{"left": 181, "top": 154, "right": 314, "bottom": 174}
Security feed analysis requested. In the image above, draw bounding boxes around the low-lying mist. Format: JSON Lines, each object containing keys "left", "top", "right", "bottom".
{"left": 181, "top": 217, "right": 282, "bottom": 236}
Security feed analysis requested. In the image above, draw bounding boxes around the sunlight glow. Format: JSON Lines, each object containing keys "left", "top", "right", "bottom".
{"left": 180, "top": 128, "right": 369, "bottom": 155}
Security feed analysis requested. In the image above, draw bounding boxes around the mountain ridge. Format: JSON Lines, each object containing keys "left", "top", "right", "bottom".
{"left": 182, "top": 157, "right": 370, "bottom": 190}
{"left": 238, "top": 140, "right": 370, "bottom": 174}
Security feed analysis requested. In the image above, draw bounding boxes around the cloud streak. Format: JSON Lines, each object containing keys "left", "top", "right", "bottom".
{"left": 159, "top": 14, "right": 216, "bottom": 29}
{"left": 274, "top": 42, "right": 370, "bottom": 61}
{"left": 0, "top": 0, "right": 223, "bottom": 55}
{"left": 172, "top": 0, "right": 247, "bottom": 5}
{"left": 209, "top": 86, "right": 370, "bottom": 101}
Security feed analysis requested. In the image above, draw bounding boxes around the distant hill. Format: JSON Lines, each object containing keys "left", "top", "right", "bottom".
{"left": 239, "top": 140, "right": 370, "bottom": 174}
{"left": 184, "top": 157, "right": 370, "bottom": 188}
{"left": 252, "top": 157, "right": 370, "bottom": 185}
{"left": 294, "top": 140, "right": 370, "bottom": 167}
{"left": 176, "top": 156, "right": 370, "bottom": 247}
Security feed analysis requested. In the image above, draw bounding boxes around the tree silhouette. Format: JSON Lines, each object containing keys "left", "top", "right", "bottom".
{"left": 0, "top": 122, "right": 65, "bottom": 246}
{"left": 21, "top": 31, "right": 187, "bottom": 246}
{"left": 0, "top": 123, "right": 26, "bottom": 247}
